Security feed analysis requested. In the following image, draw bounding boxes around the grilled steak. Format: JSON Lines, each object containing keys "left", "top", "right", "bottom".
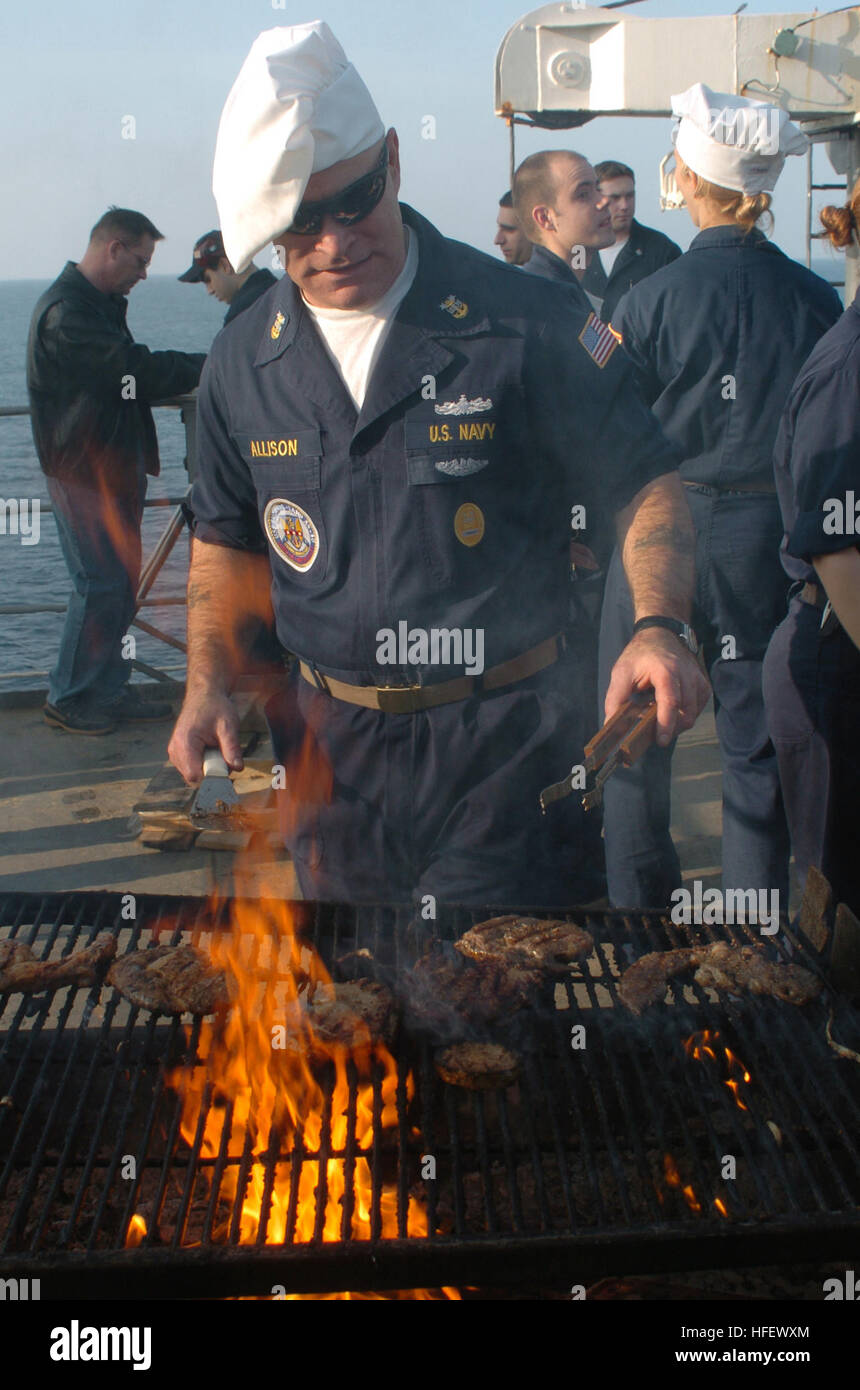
{"left": 108, "top": 945, "right": 229, "bottom": 1015}
{"left": 435, "top": 1042, "right": 522, "bottom": 1090}
{"left": 691, "top": 943, "right": 821, "bottom": 1005}
{"left": 617, "top": 949, "right": 696, "bottom": 1015}
{"left": 455, "top": 915, "right": 593, "bottom": 972}
{"left": 403, "top": 949, "right": 540, "bottom": 1038}
{"left": 305, "top": 979, "right": 396, "bottom": 1049}
{"left": 0, "top": 932, "right": 115, "bottom": 995}
{"left": 618, "top": 942, "right": 822, "bottom": 1013}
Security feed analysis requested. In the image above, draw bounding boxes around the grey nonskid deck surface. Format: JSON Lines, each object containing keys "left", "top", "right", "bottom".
{"left": 0, "top": 693, "right": 298, "bottom": 900}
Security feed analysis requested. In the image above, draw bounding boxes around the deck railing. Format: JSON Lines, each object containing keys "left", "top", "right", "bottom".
{"left": 0, "top": 395, "right": 197, "bottom": 686}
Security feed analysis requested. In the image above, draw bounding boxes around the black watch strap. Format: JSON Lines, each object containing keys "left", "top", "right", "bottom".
{"left": 632, "top": 616, "right": 698, "bottom": 655}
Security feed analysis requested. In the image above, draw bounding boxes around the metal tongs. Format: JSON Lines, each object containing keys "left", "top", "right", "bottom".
{"left": 539, "top": 691, "right": 658, "bottom": 814}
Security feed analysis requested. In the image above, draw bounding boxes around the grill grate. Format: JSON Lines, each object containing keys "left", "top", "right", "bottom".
{"left": 0, "top": 890, "right": 858, "bottom": 1298}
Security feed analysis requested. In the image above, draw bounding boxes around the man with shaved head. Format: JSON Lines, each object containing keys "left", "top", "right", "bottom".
{"left": 513, "top": 150, "right": 614, "bottom": 309}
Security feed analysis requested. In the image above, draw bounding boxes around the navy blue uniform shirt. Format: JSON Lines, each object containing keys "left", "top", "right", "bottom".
{"left": 190, "top": 205, "right": 679, "bottom": 684}
{"left": 774, "top": 287, "right": 860, "bottom": 583}
{"left": 520, "top": 244, "right": 594, "bottom": 313}
{"left": 614, "top": 226, "right": 842, "bottom": 490}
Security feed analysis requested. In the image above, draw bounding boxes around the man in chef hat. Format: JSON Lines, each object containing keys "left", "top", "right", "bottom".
{"left": 598, "top": 82, "right": 842, "bottom": 913}
{"left": 212, "top": 20, "right": 399, "bottom": 313}
{"left": 169, "top": 25, "right": 709, "bottom": 907}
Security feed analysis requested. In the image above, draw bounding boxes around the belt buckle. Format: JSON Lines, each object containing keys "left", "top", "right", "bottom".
{"left": 376, "top": 683, "right": 422, "bottom": 714}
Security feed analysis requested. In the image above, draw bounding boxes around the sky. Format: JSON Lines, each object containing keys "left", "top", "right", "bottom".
{"left": 1, "top": 0, "right": 851, "bottom": 279}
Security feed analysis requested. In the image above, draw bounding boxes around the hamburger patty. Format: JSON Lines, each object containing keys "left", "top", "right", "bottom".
{"left": 0, "top": 932, "right": 116, "bottom": 995}
{"left": 108, "top": 945, "right": 229, "bottom": 1016}
{"left": 434, "top": 1042, "right": 522, "bottom": 1090}
{"left": 403, "top": 949, "right": 540, "bottom": 1038}
{"left": 454, "top": 915, "right": 593, "bottom": 972}
{"left": 305, "top": 979, "right": 396, "bottom": 1049}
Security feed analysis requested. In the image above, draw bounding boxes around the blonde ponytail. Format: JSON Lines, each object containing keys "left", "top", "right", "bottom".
{"left": 691, "top": 173, "right": 773, "bottom": 234}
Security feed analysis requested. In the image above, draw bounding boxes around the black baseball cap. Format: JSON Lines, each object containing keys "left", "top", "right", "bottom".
{"left": 178, "top": 230, "right": 227, "bottom": 282}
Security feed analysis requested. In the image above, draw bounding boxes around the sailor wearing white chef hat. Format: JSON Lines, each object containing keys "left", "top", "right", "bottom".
{"left": 169, "top": 25, "right": 711, "bottom": 907}
{"left": 212, "top": 21, "right": 386, "bottom": 278}
{"left": 661, "top": 81, "right": 809, "bottom": 206}
{"left": 599, "top": 82, "right": 843, "bottom": 915}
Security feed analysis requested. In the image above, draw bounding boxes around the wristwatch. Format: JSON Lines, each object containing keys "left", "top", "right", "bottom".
{"left": 632, "top": 616, "right": 699, "bottom": 656}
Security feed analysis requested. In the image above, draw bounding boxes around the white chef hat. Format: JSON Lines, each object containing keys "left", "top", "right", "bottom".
{"left": 671, "top": 82, "right": 807, "bottom": 195}
{"left": 213, "top": 22, "right": 385, "bottom": 272}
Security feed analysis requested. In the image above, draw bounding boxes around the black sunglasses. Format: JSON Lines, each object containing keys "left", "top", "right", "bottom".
{"left": 285, "top": 143, "right": 389, "bottom": 237}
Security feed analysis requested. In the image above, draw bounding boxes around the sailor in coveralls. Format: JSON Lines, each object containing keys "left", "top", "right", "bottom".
{"left": 598, "top": 84, "right": 842, "bottom": 911}
{"left": 764, "top": 179, "right": 860, "bottom": 918}
{"left": 169, "top": 24, "right": 709, "bottom": 908}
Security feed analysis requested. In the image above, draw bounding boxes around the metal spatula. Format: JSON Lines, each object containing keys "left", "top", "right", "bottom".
{"left": 190, "top": 748, "right": 239, "bottom": 821}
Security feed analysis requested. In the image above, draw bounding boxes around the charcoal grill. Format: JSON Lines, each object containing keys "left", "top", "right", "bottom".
{"left": 1, "top": 889, "right": 858, "bottom": 1298}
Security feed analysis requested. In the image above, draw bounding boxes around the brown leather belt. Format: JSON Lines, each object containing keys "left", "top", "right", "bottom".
{"left": 799, "top": 580, "right": 828, "bottom": 610}
{"left": 298, "top": 634, "right": 563, "bottom": 714}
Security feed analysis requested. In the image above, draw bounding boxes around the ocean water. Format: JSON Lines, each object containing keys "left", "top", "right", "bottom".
{"left": 0, "top": 257, "right": 847, "bottom": 690}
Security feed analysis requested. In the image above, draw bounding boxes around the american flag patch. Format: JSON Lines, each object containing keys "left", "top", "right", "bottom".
{"left": 578, "top": 312, "right": 620, "bottom": 368}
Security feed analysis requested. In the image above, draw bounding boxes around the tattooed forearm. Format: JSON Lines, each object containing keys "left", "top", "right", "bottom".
{"left": 616, "top": 475, "right": 696, "bottom": 622}
{"left": 186, "top": 584, "right": 213, "bottom": 610}
{"left": 185, "top": 539, "right": 274, "bottom": 695}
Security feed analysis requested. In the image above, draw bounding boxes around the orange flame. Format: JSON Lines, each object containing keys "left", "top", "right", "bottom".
{"left": 157, "top": 889, "right": 457, "bottom": 1299}
{"left": 125, "top": 1213, "right": 147, "bottom": 1248}
{"left": 124, "top": 713, "right": 458, "bottom": 1297}
{"left": 683, "top": 1029, "right": 751, "bottom": 1112}
{"left": 659, "top": 1155, "right": 730, "bottom": 1220}
{"left": 663, "top": 1152, "right": 702, "bottom": 1213}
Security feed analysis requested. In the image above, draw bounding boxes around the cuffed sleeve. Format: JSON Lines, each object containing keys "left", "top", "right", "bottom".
{"left": 187, "top": 356, "right": 267, "bottom": 553}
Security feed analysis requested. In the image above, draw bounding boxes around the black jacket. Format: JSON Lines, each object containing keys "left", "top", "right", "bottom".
{"left": 581, "top": 219, "right": 682, "bottom": 323}
{"left": 26, "top": 262, "right": 206, "bottom": 485}
{"left": 223, "top": 267, "right": 278, "bottom": 326}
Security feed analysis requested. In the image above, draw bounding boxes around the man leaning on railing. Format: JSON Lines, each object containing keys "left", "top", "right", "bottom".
{"left": 26, "top": 206, "right": 206, "bottom": 735}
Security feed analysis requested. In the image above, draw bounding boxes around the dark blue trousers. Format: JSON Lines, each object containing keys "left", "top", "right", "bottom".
{"left": 763, "top": 594, "right": 860, "bottom": 918}
{"left": 598, "top": 488, "right": 791, "bottom": 909}
{"left": 266, "top": 645, "right": 606, "bottom": 909}
{"left": 46, "top": 464, "right": 146, "bottom": 711}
